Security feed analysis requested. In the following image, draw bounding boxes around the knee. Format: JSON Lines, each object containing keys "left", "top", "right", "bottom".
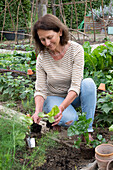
{"left": 59, "top": 108, "right": 78, "bottom": 127}
{"left": 81, "top": 78, "right": 96, "bottom": 94}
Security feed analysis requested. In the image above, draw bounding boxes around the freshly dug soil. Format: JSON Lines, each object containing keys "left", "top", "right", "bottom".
{"left": 31, "top": 125, "right": 113, "bottom": 170}
{"left": 38, "top": 144, "right": 94, "bottom": 170}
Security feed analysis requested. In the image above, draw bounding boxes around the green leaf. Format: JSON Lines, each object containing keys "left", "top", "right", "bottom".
{"left": 19, "top": 115, "right": 33, "bottom": 126}
{"left": 67, "top": 125, "right": 79, "bottom": 136}
{"left": 106, "top": 75, "right": 112, "bottom": 79}
{"left": 15, "top": 131, "right": 26, "bottom": 140}
{"left": 48, "top": 116, "right": 55, "bottom": 123}
{"left": 74, "top": 138, "right": 81, "bottom": 149}
{"left": 101, "top": 104, "right": 112, "bottom": 113}
{"left": 38, "top": 112, "right": 48, "bottom": 118}
{"left": 47, "top": 105, "right": 60, "bottom": 117}
{"left": 97, "top": 134, "right": 103, "bottom": 140}
{"left": 98, "top": 98, "right": 106, "bottom": 103}
{"left": 36, "top": 106, "right": 59, "bottom": 123}
{"left": 0, "top": 86, "right": 3, "bottom": 92}
{"left": 83, "top": 41, "right": 92, "bottom": 54}
{"left": 109, "top": 125, "right": 113, "bottom": 131}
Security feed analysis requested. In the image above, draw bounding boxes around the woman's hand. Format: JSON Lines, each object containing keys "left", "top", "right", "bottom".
{"left": 32, "top": 112, "right": 42, "bottom": 124}
{"left": 52, "top": 107, "right": 63, "bottom": 126}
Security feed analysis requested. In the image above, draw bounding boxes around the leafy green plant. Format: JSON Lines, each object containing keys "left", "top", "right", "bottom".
{"left": 83, "top": 41, "right": 113, "bottom": 72}
{"left": 21, "top": 95, "right": 35, "bottom": 114}
{"left": 48, "top": 0, "right": 110, "bottom": 29}
{"left": 0, "top": 51, "right": 36, "bottom": 72}
{"left": 90, "top": 134, "right": 106, "bottom": 148}
{"left": 67, "top": 112, "right": 106, "bottom": 149}
{"left": 0, "top": 72, "right": 34, "bottom": 100}
{"left": 67, "top": 112, "right": 92, "bottom": 148}
{"left": 38, "top": 105, "right": 60, "bottom": 123}
{"left": 96, "top": 91, "right": 113, "bottom": 126}
{"left": 88, "top": 5, "right": 112, "bottom": 21}
{"left": 0, "top": 112, "right": 33, "bottom": 169}
{"left": 6, "top": 102, "right": 17, "bottom": 108}
{"left": 0, "top": 0, "right": 31, "bottom": 31}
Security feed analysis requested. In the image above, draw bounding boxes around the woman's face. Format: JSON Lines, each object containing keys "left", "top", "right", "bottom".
{"left": 37, "top": 29, "right": 62, "bottom": 51}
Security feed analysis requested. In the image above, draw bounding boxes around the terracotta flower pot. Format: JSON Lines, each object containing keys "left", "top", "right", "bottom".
{"left": 106, "top": 159, "right": 113, "bottom": 170}
{"left": 95, "top": 144, "right": 113, "bottom": 170}
{"left": 95, "top": 154, "right": 109, "bottom": 170}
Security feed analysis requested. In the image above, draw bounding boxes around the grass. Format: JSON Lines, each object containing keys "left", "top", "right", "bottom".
{"left": 0, "top": 115, "right": 26, "bottom": 169}
{"left": 0, "top": 111, "right": 58, "bottom": 169}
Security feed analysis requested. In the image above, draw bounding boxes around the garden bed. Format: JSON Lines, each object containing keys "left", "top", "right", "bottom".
{"left": 0, "top": 40, "right": 112, "bottom": 169}
{"left": 36, "top": 127, "right": 113, "bottom": 170}
{"left": 0, "top": 102, "right": 113, "bottom": 170}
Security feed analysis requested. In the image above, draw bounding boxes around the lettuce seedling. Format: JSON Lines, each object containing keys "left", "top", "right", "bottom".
{"left": 38, "top": 105, "right": 60, "bottom": 123}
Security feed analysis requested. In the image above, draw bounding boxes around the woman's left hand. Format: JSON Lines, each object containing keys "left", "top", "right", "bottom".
{"left": 52, "top": 107, "right": 63, "bottom": 126}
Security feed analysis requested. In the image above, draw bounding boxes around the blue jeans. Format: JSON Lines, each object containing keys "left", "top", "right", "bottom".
{"left": 43, "top": 78, "right": 97, "bottom": 132}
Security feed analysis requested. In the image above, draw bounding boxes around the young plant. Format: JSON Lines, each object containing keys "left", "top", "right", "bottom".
{"left": 90, "top": 134, "right": 106, "bottom": 148}
{"left": 67, "top": 112, "right": 92, "bottom": 148}
{"left": 96, "top": 91, "right": 113, "bottom": 126}
{"left": 67, "top": 112, "right": 106, "bottom": 149}
{"left": 38, "top": 105, "right": 60, "bottom": 123}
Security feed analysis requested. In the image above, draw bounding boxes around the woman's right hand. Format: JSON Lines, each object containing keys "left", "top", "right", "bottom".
{"left": 32, "top": 112, "right": 42, "bottom": 124}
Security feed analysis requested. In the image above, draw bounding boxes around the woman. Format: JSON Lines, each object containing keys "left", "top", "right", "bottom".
{"left": 32, "top": 14, "right": 96, "bottom": 140}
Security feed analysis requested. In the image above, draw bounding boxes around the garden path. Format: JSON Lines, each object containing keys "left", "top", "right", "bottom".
{"left": 0, "top": 42, "right": 109, "bottom": 54}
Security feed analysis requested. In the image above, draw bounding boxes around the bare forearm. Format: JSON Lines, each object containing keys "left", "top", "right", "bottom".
{"left": 53, "top": 91, "right": 77, "bottom": 126}
{"left": 59, "top": 91, "right": 78, "bottom": 111}
{"left": 35, "top": 95, "right": 45, "bottom": 113}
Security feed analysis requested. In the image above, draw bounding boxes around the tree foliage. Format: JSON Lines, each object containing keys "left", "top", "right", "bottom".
{"left": 0, "top": 0, "right": 31, "bottom": 31}
{"left": 0, "top": 0, "right": 111, "bottom": 32}
{"left": 48, "top": 0, "right": 111, "bottom": 29}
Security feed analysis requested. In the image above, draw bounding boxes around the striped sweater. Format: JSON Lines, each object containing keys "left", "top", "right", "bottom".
{"left": 34, "top": 41, "right": 84, "bottom": 100}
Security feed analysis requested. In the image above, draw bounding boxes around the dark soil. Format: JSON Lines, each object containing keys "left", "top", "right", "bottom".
{"left": 38, "top": 144, "right": 94, "bottom": 170}
{"left": 29, "top": 125, "right": 113, "bottom": 170}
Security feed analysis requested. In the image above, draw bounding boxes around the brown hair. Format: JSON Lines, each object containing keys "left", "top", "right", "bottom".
{"left": 32, "top": 14, "right": 69, "bottom": 52}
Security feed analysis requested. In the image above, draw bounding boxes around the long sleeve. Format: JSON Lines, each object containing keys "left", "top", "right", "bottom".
{"left": 34, "top": 53, "right": 48, "bottom": 100}
{"left": 68, "top": 44, "right": 84, "bottom": 96}
{"left": 34, "top": 41, "right": 84, "bottom": 99}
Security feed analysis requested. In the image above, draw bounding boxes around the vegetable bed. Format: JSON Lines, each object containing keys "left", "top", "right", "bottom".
{"left": 0, "top": 41, "right": 113, "bottom": 169}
